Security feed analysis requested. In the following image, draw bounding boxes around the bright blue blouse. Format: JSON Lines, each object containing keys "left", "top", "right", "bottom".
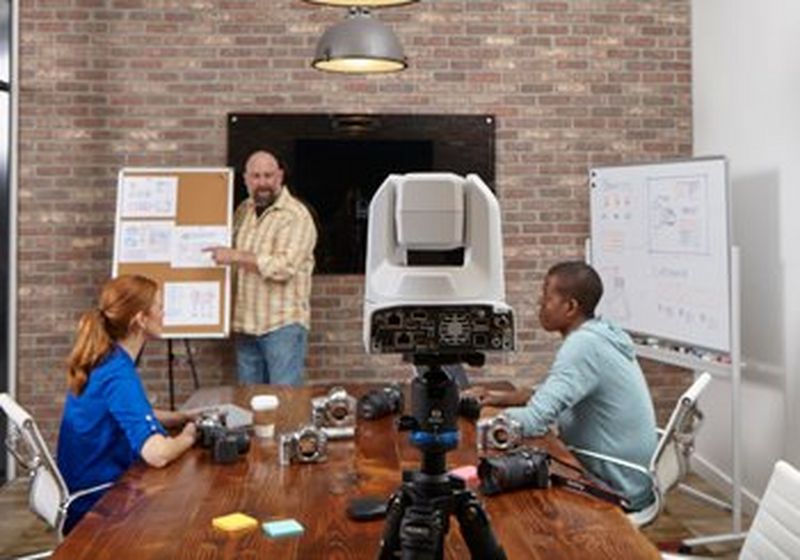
{"left": 57, "top": 346, "right": 165, "bottom": 533}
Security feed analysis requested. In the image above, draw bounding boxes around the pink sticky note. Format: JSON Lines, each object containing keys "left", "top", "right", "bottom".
{"left": 450, "top": 465, "right": 478, "bottom": 484}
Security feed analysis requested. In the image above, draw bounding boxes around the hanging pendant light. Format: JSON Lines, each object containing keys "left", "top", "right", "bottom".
{"left": 312, "top": 7, "right": 407, "bottom": 74}
{"left": 304, "top": 0, "right": 418, "bottom": 6}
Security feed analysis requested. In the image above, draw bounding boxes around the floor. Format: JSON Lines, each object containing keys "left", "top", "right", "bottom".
{"left": 0, "top": 474, "right": 749, "bottom": 559}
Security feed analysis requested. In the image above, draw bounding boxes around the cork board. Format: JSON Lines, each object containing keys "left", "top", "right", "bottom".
{"left": 113, "top": 168, "right": 233, "bottom": 338}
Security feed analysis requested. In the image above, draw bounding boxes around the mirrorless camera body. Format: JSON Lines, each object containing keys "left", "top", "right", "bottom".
{"left": 311, "top": 386, "right": 357, "bottom": 439}
{"left": 196, "top": 410, "right": 251, "bottom": 464}
{"left": 476, "top": 414, "right": 523, "bottom": 452}
{"left": 279, "top": 425, "right": 329, "bottom": 466}
{"left": 358, "top": 384, "right": 405, "bottom": 420}
{"left": 477, "top": 447, "right": 550, "bottom": 496}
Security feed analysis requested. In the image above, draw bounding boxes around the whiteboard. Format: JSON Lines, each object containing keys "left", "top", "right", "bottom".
{"left": 113, "top": 168, "right": 234, "bottom": 338}
{"left": 589, "top": 157, "right": 731, "bottom": 353}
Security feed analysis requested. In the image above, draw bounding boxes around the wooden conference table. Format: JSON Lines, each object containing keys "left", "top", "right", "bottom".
{"left": 52, "top": 384, "right": 659, "bottom": 559}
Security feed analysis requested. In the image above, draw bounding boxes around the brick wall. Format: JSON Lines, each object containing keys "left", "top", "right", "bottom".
{"left": 16, "top": 0, "right": 693, "bottom": 444}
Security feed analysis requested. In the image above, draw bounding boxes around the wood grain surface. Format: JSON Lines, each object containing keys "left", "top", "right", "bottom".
{"left": 52, "top": 384, "right": 659, "bottom": 559}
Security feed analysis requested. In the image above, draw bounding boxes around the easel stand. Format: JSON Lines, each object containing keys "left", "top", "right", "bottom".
{"left": 167, "top": 339, "right": 200, "bottom": 411}
{"left": 634, "top": 247, "right": 745, "bottom": 549}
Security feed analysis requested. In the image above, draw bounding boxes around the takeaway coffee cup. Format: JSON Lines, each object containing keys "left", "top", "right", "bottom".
{"left": 250, "top": 394, "right": 280, "bottom": 439}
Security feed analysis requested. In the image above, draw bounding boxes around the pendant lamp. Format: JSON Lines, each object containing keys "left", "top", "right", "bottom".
{"left": 312, "top": 7, "right": 407, "bottom": 74}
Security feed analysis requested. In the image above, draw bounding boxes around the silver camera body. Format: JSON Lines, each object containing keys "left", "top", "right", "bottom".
{"left": 279, "top": 425, "right": 328, "bottom": 465}
{"left": 311, "top": 386, "right": 357, "bottom": 440}
{"left": 477, "top": 414, "right": 523, "bottom": 452}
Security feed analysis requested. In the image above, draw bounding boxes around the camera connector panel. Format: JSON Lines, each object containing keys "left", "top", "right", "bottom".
{"left": 367, "top": 304, "right": 514, "bottom": 355}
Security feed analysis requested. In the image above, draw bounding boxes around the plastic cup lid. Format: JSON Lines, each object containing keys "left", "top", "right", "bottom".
{"left": 250, "top": 394, "right": 280, "bottom": 411}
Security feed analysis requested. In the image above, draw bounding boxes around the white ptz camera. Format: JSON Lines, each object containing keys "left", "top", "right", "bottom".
{"left": 363, "top": 173, "right": 515, "bottom": 355}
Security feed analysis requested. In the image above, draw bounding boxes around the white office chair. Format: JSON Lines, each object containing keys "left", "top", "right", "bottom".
{"left": 738, "top": 460, "right": 800, "bottom": 559}
{"left": 662, "top": 459, "right": 800, "bottom": 559}
{"left": 569, "top": 372, "right": 713, "bottom": 528}
{"left": 0, "top": 392, "right": 112, "bottom": 550}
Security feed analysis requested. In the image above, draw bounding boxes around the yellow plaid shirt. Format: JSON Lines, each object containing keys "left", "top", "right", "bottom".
{"left": 232, "top": 187, "right": 317, "bottom": 335}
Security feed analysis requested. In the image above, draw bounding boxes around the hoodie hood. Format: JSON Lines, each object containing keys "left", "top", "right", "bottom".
{"left": 578, "top": 317, "right": 636, "bottom": 360}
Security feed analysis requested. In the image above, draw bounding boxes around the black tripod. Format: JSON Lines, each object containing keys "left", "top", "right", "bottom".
{"left": 378, "top": 358, "right": 506, "bottom": 560}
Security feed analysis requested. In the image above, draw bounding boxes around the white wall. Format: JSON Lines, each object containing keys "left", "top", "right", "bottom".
{"left": 692, "top": 0, "right": 800, "bottom": 499}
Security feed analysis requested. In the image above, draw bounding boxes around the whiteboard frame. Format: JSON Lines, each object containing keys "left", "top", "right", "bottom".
{"left": 112, "top": 167, "right": 233, "bottom": 339}
{"left": 589, "top": 155, "right": 732, "bottom": 353}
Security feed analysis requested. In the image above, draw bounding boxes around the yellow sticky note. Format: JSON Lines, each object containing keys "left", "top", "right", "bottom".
{"left": 212, "top": 512, "right": 258, "bottom": 532}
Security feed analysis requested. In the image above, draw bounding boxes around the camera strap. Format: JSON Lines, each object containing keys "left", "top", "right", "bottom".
{"left": 546, "top": 455, "right": 631, "bottom": 510}
{"left": 548, "top": 473, "right": 631, "bottom": 510}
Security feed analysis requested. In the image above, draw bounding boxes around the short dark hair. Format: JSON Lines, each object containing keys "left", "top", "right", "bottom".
{"left": 546, "top": 261, "right": 603, "bottom": 318}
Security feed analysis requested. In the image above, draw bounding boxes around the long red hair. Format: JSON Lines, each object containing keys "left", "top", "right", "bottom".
{"left": 66, "top": 275, "right": 158, "bottom": 395}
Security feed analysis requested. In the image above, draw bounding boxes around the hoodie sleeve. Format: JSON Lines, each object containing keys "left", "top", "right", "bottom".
{"left": 504, "top": 330, "right": 600, "bottom": 436}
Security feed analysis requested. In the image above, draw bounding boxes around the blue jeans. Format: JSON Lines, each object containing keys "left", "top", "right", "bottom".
{"left": 235, "top": 324, "right": 308, "bottom": 386}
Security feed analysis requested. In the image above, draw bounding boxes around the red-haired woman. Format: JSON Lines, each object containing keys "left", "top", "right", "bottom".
{"left": 57, "top": 275, "right": 197, "bottom": 534}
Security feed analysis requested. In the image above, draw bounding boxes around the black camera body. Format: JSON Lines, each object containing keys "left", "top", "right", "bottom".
{"left": 196, "top": 411, "right": 251, "bottom": 464}
{"left": 478, "top": 447, "right": 550, "bottom": 496}
{"left": 357, "top": 384, "right": 405, "bottom": 420}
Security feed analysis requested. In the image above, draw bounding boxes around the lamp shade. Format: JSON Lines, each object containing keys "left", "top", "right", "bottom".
{"left": 304, "top": 0, "right": 418, "bottom": 6}
{"left": 312, "top": 8, "right": 407, "bottom": 74}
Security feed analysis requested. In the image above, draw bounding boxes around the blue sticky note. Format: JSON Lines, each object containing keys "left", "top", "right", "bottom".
{"left": 262, "top": 519, "right": 305, "bottom": 539}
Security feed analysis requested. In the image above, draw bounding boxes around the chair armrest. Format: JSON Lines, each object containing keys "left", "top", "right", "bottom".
{"left": 568, "top": 446, "right": 651, "bottom": 478}
{"left": 62, "top": 481, "right": 114, "bottom": 511}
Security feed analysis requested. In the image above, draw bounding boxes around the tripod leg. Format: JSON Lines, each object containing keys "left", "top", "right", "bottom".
{"left": 378, "top": 491, "right": 406, "bottom": 560}
{"left": 454, "top": 490, "right": 507, "bottom": 560}
{"left": 183, "top": 338, "right": 200, "bottom": 390}
{"left": 399, "top": 504, "right": 443, "bottom": 560}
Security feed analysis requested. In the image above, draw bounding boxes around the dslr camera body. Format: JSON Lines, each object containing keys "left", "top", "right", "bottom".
{"left": 196, "top": 410, "right": 250, "bottom": 464}
{"left": 478, "top": 447, "right": 550, "bottom": 496}
{"left": 279, "top": 425, "right": 329, "bottom": 466}
{"left": 476, "top": 414, "right": 523, "bottom": 452}
{"left": 311, "top": 386, "right": 357, "bottom": 439}
{"left": 357, "top": 384, "right": 405, "bottom": 420}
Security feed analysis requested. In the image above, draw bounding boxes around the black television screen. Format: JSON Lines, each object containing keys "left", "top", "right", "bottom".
{"left": 227, "top": 113, "right": 495, "bottom": 274}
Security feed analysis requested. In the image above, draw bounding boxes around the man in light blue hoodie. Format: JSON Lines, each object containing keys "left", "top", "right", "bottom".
{"left": 466, "top": 261, "right": 657, "bottom": 511}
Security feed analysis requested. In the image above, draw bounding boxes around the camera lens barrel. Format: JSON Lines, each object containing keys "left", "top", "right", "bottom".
{"left": 478, "top": 448, "right": 550, "bottom": 495}
{"left": 358, "top": 385, "right": 405, "bottom": 420}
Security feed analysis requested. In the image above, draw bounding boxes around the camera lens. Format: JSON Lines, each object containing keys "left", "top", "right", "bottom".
{"left": 477, "top": 448, "right": 550, "bottom": 496}
{"left": 298, "top": 433, "right": 320, "bottom": 459}
{"left": 358, "top": 385, "right": 404, "bottom": 420}
{"left": 492, "top": 427, "right": 509, "bottom": 445}
{"left": 329, "top": 402, "right": 349, "bottom": 421}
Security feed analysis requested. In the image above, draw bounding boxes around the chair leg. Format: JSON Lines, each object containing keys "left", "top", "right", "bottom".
{"left": 13, "top": 551, "right": 54, "bottom": 560}
{"left": 677, "top": 482, "right": 733, "bottom": 512}
{"left": 681, "top": 531, "right": 748, "bottom": 550}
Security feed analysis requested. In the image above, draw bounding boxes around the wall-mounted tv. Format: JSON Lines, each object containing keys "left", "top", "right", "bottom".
{"left": 227, "top": 113, "right": 495, "bottom": 274}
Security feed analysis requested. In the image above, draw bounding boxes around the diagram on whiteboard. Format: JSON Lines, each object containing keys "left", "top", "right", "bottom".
{"left": 590, "top": 158, "right": 731, "bottom": 353}
{"left": 647, "top": 174, "right": 709, "bottom": 255}
{"left": 597, "top": 266, "right": 631, "bottom": 321}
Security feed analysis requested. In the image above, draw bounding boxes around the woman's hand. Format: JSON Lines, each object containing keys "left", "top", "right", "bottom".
{"left": 179, "top": 421, "right": 198, "bottom": 444}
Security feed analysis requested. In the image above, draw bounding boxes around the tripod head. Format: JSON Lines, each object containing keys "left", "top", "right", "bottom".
{"left": 398, "top": 353, "right": 483, "bottom": 476}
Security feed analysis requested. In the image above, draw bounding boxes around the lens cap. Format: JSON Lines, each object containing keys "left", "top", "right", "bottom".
{"left": 346, "top": 496, "right": 388, "bottom": 521}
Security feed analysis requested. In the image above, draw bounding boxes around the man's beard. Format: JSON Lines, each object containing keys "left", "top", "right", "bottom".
{"left": 253, "top": 191, "right": 277, "bottom": 210}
